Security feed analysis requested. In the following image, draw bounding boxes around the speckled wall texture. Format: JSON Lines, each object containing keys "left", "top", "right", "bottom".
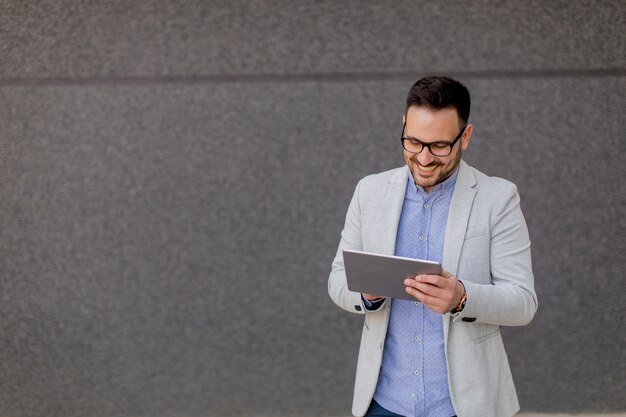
{"left": 0, "top": 1, "right": 624, "bottom": 416}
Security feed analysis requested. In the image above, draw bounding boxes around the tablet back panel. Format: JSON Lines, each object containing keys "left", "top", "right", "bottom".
{"left": 343, "top": 249, "right": 442, "bottom": 300}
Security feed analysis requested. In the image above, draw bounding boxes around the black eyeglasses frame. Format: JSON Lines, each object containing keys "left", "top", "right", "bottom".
{"left": 400, "top": 123, "right": 467, "bottom": 157}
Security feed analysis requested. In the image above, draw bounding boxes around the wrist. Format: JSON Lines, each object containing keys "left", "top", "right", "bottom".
{"left": 450, "top": 280, "right": 467, "bottom": 314}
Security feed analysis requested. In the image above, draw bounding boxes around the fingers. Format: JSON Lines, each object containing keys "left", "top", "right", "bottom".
{"left": 406, "top": 274, "right": 456, "bottom": 291}
{"left": 405, "top": 285, "right": 449, "bottom": 313}
{"left": 404, "top": 272, "right": 459, "bottom": 314}
{"left": 404, "top": 276, "right": 448, "bottom": 298}
{"left": 362, "top": 293, "right": 385, "bottom": 301}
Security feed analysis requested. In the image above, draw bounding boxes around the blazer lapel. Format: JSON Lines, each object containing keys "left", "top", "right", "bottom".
{"left": 442, "top": 160, "right": 477, "bottom": 275}
{"left": 375, "top": 166, "right": 410, "bottom": 256}
{"left": 443, "top": 160, "right": 477, "bottom": 341}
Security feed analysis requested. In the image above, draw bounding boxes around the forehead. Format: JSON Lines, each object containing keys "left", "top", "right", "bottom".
{"left": 405, "top": 106, "right": 461, "bottom": 138}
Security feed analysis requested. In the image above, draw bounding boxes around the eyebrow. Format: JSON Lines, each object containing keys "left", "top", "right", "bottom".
{"left": 404, "top": 135, "right": 454, "bottom": 145}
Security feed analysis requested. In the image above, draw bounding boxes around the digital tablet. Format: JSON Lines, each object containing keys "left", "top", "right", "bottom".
{"left": 343, "top": 249, "right": 442, "bottom": 301}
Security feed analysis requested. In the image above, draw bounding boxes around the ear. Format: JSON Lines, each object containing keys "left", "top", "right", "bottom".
{"left": 461, "top": 124, "right": 473, "bottom": 151}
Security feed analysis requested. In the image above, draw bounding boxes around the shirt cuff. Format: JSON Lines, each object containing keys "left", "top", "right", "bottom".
{"left": 361, "top": 294, "right": 385, "bottom": 311}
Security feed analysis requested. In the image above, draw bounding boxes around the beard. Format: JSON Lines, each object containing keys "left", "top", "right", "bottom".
{"left": 407, "top": 149, "right": 462, "bottom": 191}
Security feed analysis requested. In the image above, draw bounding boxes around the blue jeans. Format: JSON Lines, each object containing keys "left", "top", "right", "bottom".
{"left": 365, "top": 399, "right": 457, "bottom": 417}
{"left": 365, "top": 399, "right": 404, "bottom": 417}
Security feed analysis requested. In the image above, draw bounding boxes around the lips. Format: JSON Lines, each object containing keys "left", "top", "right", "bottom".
{"left": 413, "top": 160, "right": 442, "bottom": 175}
{"left": 417, "top": 163, "right": 437, "bottom": 172}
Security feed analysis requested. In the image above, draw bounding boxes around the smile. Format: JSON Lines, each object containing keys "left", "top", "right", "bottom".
{"left": 417, "top": 163, "right": 437, "bottom": 172}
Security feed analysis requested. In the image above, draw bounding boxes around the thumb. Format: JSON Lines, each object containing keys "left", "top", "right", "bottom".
{"left": 441, "top": 269, "right": 455, "bottom": 279}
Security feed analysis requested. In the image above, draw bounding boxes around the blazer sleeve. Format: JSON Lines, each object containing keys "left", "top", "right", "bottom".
{"left": 453, "top": 182, "right": 538, "bottom": 326}
{"left": 328, "top": 180, "right": 387, "bottom": 314}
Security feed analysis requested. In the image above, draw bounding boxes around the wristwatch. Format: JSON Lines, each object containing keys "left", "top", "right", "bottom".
{"left": 450, "top": 281, "right": 467, "bottom": 314}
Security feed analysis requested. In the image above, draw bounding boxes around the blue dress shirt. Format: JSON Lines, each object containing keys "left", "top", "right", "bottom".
{"left": 373, "top": 169, "right": 458, "bottom": 417}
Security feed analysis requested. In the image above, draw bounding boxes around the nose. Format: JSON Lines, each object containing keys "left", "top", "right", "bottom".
{"left": 415, "top": 146, "right": 435, "bottom": 165}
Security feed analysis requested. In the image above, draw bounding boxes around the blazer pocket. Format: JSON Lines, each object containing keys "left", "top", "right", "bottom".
{"left": 464, "top": 227, "right": 488, "bottom": 240}
{"left": 474, "top": 328, "right": 501, "bottom": 344}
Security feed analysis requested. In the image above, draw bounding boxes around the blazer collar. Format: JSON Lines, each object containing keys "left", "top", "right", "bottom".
{"left": 442, "top": 160, "right": 478, "bottom": 275}
{"left": 376, "top": 166, "right": 410, "bottom": 255}
{"left": 378, "top": 162, "right": 477, "bottom": 258}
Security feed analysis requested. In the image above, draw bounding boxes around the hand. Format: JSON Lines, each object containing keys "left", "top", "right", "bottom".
{"left": 362, "top": 293, "right": 385, "bottom": 301}
{"left": 404, "top": 270, "right": 464, "bottom": 314}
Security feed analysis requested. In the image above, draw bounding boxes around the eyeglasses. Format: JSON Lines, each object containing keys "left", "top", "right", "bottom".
{"left": 401, "top": 123, "right": 467, "bottom": 156}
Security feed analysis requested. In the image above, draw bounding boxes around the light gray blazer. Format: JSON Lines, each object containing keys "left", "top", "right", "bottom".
{"left": 328, "top": 160, "right": 538, "bottom": 417}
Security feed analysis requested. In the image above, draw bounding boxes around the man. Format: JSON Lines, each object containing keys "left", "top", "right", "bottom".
{"left": 328, "top": 76, "right": 537, "bottom": 417}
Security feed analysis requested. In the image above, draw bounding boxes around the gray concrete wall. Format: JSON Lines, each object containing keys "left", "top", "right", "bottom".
{"left": 0, "top": 1, "right": 624, "bottom": 416}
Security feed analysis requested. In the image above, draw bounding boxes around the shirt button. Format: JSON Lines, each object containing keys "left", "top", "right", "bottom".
{"left": 414, "top": 336, "right": 420, "bottom": 341}
{"left": 415, "top": 301, "right": 420, "bottom": 306}
{"left": 414, "top": 369, "right": 420, "bottom": 376}
{"left": 419, "top": 236, "right": 424, "bottom": 240}
{"left": 424, "top": 203, "right": 429, "bottom": 208}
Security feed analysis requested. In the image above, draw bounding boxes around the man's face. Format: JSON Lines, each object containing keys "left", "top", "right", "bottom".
{"left": 402, "top": 106, "right": 472, "bottom": 192}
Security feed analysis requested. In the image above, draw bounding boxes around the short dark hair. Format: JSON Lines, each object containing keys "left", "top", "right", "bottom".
{"left": 406, "top": 76, "right": 471, "bottom": 125}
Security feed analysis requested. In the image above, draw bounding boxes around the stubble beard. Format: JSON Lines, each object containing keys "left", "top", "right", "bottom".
{"left": 409, "top": 150, "right": 462, "bottom": 190}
